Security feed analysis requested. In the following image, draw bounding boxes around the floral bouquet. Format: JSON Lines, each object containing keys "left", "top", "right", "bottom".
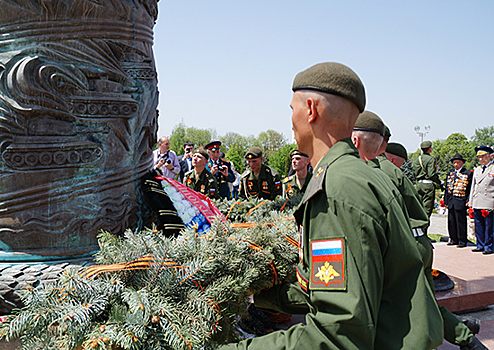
{"left": 156, "top": 175, "right": 226, "bottom": 234}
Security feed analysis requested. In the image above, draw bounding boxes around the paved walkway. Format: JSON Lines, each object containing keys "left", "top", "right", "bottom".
{"left": 430, "top": 214, "right": 494, "bottom": 349}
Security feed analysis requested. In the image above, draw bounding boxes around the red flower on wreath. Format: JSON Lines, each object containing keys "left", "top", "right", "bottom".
{"left": 481, "top": 209, "right": 490, "bottom": 218}
{"left": 469, "top": 208, "right": 474, "bottom": 219}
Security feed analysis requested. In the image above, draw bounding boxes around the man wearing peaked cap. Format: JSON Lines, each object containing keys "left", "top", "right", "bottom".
{"left": 205, "top": 140, "right": 235, "bottom": 199}
{"left": 444, "top": 154, "right": 473, "bottom": 248}
{"left": 413, "top": 140, "right": 443, "bottom": 232}
{"left": 217, "top": 63, "right": 442, "bottom": 350}
{"left": 469, "top": 145, "right": 494, "bottom": 255}
{"left": 282, "top": 149, "right": 312, "bottom": 199}
{"left": 239, "top": 147, "right": 282, "bottom": 200}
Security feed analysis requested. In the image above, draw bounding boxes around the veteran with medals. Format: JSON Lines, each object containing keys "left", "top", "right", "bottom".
{"left": 183, "top": 147, "right": 218, "bottom": 199}
{"left": 282, "top": 149, "right": 312, "bottom": 198}
{"left": 444, "top": 154, "right": 473, "bottom": 247}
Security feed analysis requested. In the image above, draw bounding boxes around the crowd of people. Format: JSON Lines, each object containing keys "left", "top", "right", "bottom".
{"left": 151, "top": 62, "right": 493, "bottom": 349}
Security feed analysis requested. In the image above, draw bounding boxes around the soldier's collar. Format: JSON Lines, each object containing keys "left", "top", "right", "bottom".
{"left": 367, "top": 158, "right": 380, "bottom": 169}
{"left": 301, "top": 139, "right": 358, "bottom": 205}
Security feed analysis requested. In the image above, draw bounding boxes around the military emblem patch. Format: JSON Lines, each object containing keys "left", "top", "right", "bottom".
{"left": 310, "top": 238, "right": 346, "bottom": 290}
{"left": 315, "top": 167, "right": 324, "bottom": 178}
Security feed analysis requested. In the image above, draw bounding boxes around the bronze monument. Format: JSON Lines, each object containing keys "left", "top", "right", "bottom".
{"left": 0, "top": 0, "right": 159, "bottom": 261}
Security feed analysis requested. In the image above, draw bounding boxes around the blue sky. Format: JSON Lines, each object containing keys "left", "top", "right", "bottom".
{"left": 154, "top": 1, "right": 494, "bottom": 154}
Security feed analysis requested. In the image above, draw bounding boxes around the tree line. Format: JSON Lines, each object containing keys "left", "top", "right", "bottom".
{"left": 167, "top": 122, "right": 296, "bottom": 176}
{"left": 408, "top": 126, "right": 494, "bottom": 181}
{"left": 164, "top": 122, "right": 494, "bottom": 181}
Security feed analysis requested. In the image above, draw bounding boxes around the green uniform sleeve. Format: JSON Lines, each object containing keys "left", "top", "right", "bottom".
{"left": 426, "top": 157, "right": 441, "bottom": 185}
{"left": 401, "top": 175, "right": 429, "bottom": 229}
{"left": 253, "top": 276, "right": 309, "bottom": 315}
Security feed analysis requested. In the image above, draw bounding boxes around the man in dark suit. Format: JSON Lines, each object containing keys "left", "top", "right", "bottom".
{"left": 178, "top": 141, "right": 194, "bottom": 183}
{"left": 444, "top": 153, "right": 473, "bottom": 247}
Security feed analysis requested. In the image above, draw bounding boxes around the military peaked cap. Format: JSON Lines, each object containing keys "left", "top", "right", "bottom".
{"left": 475, "top": 145, "right": 494, "bottom": 155}
{"left": 451, "top": 153, "right": 465, "bottom": 162}
{"left": 420, "top": 140, "right": 432, "bottom": 149}
{"left": 386, "top": 142, "right": 408, "bottom": 160}
{"left": 245, "top": 147, "right": 263, "bottom": 159}
{"left": 205, "top": 141, "right": 221, "bottom": 151}
{"left": 353, "top": 110, "right": 385, "bottom": 136}
{"left": 290, "top": 149, "right": 309, "bottom": 159}
{"left": 292, "top": 62, "right": 366, "bottom": 113}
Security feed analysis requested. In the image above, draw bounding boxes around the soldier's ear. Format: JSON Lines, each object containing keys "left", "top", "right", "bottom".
{"left": 306, "top": 98, "right": 316, "bottom": 123}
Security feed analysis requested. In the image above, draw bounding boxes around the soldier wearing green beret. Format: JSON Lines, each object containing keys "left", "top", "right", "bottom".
{"left": 183, "top": 147, "right": 219, "bottom": 199}
{"left": 413, "top": 140, "right": 443, "bottom": 232}
{"left": 381, "top": 139, "right": 484, "bottom": 350}
{"left": 217, "top": 62, "right": 442, "bottom": 350}
{"left": 238, "top": 147, "right": 282, "bottom": 200}
{"left": 282, "top": 150, "right": 312, "bottom": 199}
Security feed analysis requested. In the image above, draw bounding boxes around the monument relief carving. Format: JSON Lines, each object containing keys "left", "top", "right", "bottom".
{"left": 0, "top": 0, "right": 159, "bottom": 260}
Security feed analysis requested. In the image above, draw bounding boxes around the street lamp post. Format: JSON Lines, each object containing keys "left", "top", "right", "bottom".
{"left": 414, "top": 125, "right": 431, "bottom": 144}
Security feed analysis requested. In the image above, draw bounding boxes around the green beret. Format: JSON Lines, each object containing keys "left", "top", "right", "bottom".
{"left": 245, "top": 147, "right": 263, "bottom": 160}
{"left": 353, "top": 111, "right": 385, "bottom": 135}
{"left": 290, "top": 149, "right": 309, "bottom": 159}
{"left": 194, "top": 147, "right": 209, "bottom": 160}
{"left": 292, "top": 62, "right": 366, "bottom": 113}
{"left": 384, "top": 125, "right": 391, "bottom": 138}
{"left": 421, "top": 141, "right": 432, "bottom": 149}
{"left": 386, "top": 142, "right": 408, "bottom": 160}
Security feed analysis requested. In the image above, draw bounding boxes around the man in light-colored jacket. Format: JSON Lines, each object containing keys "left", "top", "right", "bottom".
{"left": 469, "top": 145, "right": 494, "bottom": 254}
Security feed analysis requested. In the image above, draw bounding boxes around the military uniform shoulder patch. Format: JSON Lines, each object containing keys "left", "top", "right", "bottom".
{"left": 302, "top": 164, "right": 328, "bottom": 204}
{"left": 310, "top": 238, "right": 346, "bottom": 291}
{"left": 283, "top": 175, "right": 294, "bottom": 183}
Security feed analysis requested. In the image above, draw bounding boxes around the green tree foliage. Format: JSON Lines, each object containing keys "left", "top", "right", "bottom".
{"left": 268, "top": 143, "right": 297, "bottom": 177}
{"left": 256, "top": 130, "right": 287, "bottom": 162}
{"left": 431, "top": 133, "right": 475, "bottom": 178}
{"left": 168, "top": 122, "right": 218, "bottom": 155}
{"left": 471, "top": 126, "right": 494, "bottom": 148}
{"left": 166, "top": 123, "right": 290, "bottom": 170}
{"left": 225, "top": 147, "right": 244, "bottom": 174}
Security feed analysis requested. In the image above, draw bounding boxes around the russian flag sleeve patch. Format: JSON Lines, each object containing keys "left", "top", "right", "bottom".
{"left": 310, "top": 238, "right": 346, "bottom": 291}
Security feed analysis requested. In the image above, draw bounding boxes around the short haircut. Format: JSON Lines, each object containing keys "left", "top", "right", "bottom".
{"left": 352, "top": 130, "right": 383, "bottom": 156}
